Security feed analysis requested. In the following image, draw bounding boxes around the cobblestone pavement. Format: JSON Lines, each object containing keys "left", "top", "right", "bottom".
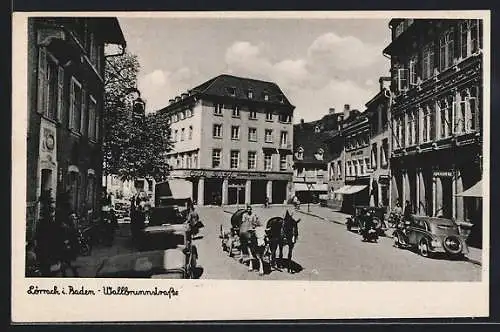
{"left": 73, "top": 206, "right": 482, "bottom": 281}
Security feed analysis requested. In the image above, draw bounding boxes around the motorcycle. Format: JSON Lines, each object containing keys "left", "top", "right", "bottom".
{"left": 360, "top": 213, "right": 379, "bottom": 242}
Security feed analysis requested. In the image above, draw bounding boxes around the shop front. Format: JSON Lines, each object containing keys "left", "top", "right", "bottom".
{"left": 335, "top": 175, "right": 370, "bottom": 214}
{"left": 171, "top": 169, "right": 292, "bottom": 206}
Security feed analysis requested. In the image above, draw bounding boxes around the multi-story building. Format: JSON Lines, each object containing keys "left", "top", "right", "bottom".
{"left": 336, "top": 107, "right": 371, "bottom": 214}
{"left": 160, "top": 74, "right": 295, "bottom": 206}
{"left": 365, "top": 77, "right": 392, "bottom": 210}
{"left": 384, "top": 19, "right": 483, "bottom": 247}
{"left": 26, "top": 17, "right": 126, "bottom": 238}
{"left": 292, "top": 111, "right": 342, "bottom": 204}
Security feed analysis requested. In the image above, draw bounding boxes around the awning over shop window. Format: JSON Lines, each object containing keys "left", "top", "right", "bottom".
{"left": 334, "top": 185, "right": 367, "bottom": 195}
{"left": 294, "top": 183, "right": 328, "bottom": 192}
{"left": 156, "top": 179, "right": 193, "bottom": 199}
{"left": 456, "top": 180, "right": 483, "bottom": 198}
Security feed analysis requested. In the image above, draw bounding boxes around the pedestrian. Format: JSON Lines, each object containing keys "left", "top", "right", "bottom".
{"left": 186, "top": 199, "right": 203, "bottom": 237}
{"left": 264, "top": 196, "right": 270, "bottom": 208}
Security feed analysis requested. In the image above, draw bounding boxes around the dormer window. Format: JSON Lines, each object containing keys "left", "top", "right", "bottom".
{"left": 263, "top": 92, "right": 269, "bottom": 101}
{"left": 247, "top": 90, "right": 253, "bottom": 99}
{"left": 315, "top": 148, "right": 324, "bottom": 161}
{"left": 227, "top": 87, "right": 236, "bottom": 96}
{"left": 314, "top": 125, "right": 320, "bottom": 133}
{"left": 296, "top": 147, "right": 304, "bottom": 160}
{"left": 279, "top": 95, "right": 285, "bottom": 103}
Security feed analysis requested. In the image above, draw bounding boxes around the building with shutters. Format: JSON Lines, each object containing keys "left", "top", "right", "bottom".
{"left": 26, "top": 17, "right": 126, "bottom": 238}
{"left": 383, "top": 19, "right": 483, "bottom": 247}
{"left": 160, "top": 74, "right": 295, "bottom": 206}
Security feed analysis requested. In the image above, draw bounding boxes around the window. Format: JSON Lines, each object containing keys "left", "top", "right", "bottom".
{"left": 422, "top": 106, "right": 432, "bottom": 143}
{"left": 212, "top": 149, "right": 221, "bottom": 168}
{"left": 381, "top": 139, "right": 389, "bottom": 167}
{"left": 248, "top": 127, "right": 257, "bottom": 141}
{"left": 266, "top": 112, "right": 273, "bottom": 121}
{"left": 263, "top": 93, "right": 269, "bottom": 101}
{"left": 279, "top": 114, "right": 292, "bottom": 123}
{"left": 280, "top": 154, "right": 287, "bottom": 171}
{"left": 440, "top": 97, "right": 452, "bottom": 138}
{"left": 407, "top": 111, "right": 417, "bottom": 146}
{"left": 89, "top": 33, "right": 98, "bottom": 68}
{"left": 181, "top": 128, "right": 185, "bottom": 141}
{"left": 186, "top": 108, "right": 193, "bottom": 117}
{"left": 43, "top": 56, "right": 60, "bottom": 120}
{"left": 230, "top": 150, "right": 240, "bottom": 169}
{"left": 422, "top": 43, "right": 435, "bottom": 80}
{"left": 188, "top": 126, "right": 193, "bottom": 140}
{"left": 88, "top": 95, "right": 97, "bottom": 141}
{"left": 214, "top": 103, "right": 223, "bottom": 115}
{"left": 176, "top": 157, "right": 181, "bottom": 168}
{"left": 359, "top": 159, "right": 365, "bottom": 175}
{"left": 69, "top": 77, "right": 84, "bottom": 133}
{"left": 280, "top": 131, "right": 288, "bottom": 146}
{"left": 264, "top": 153, "right": 272, "bottom": 171}
{"left": 265, "top": 129, "right": 273, "bottom": 143}
{"left": 232, "top": 106, "right": 240, "bottom": 117}
{"left": 227, "top": 87, "right": 236, "bottom": 96}
{"left": 86, "top": 175, "right": 95, "bottom": 210}
{"left": 314, "top": 126, "right": 321, "bottom": 133}
{"left": 174, "top": 129, "right": 179, "bottom": 142}
{"left": 179, "top": 111, "right": 185, "bottom": 120}
{"left": 186, "top": 154, "right": 192, "bottom": 169}
{"left": 279, "top": 95, "right": 285, "bottom": 103}
{"left": 213, "top": 124, "right": 223, "bottom": 138}
{"left": 353, "top": 160, "right": 359, "bottom": 176}
{"left": 337, "top": 161, "right": 342, "bottom": 179}
{"left": 397, "top": 67, "right": 409, "bottom": 92}
{"left": 173, "top": 113, "right": 178, "bottom": 122}
{"left": 347, "top": 161, "right": 352, "bottom": 176}
{"left": 193, "top": 153, "right": 198, "bottom": 168}
{"left": 248, "top": 151, "right": 257, "bottom": 170}
{"left": 460, "top": 20, "right": 481, "bottom": 59}
{"left": 249, "top": 110, "right": 257, "bottom": 119}
{"left": 371, "top": 143, "right": 378, "bottom": 169}
{"left": 457, "top": 87, "right": 480, "bottom": 133}
{"left": 439, "top": 29, "right": 455, "bottom": 71}
{"left": 316, "top": 148, "right": 324, "bottom": 161}
{"left": 409, "top": 57, "right": 418, "bottom": 86}
{"left": 231, "top": 126, "right": 240, "bottom": 140}
{"left": 296, "top": 147, "right": 304, "bottom": 160}
{"left": 247, "top": 90, "right": 253, "bottom": 99}
{"left": 365, "top": 158, "right": 371, "bottom": 174}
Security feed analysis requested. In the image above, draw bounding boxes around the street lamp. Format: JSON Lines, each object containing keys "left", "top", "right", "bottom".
{"left": 306, "top": 182, "right": 315, "bottom": 212}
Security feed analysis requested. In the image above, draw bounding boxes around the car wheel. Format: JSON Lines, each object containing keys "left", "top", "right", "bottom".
{"left": 419, "top": 240, "right": 430, "bottom": 258}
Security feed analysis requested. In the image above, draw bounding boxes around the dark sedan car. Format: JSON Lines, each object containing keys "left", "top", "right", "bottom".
{"left": 393, "top": 215, "right": 469, "bottom": 259}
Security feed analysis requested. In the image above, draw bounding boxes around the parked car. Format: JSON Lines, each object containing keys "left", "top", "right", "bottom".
{"left": 95, "top": 249, "right": 192, "bottom": 279}
{"left": 346, "top": 205, "right": 386, "bottom": 235}
{"left": 393, "top": 215, "right": 469, "bottom": 259}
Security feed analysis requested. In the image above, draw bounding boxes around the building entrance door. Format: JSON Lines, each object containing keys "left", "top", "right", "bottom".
{"left": 441, "top": 177, "right": 453, "bottom": 219}
{"left": 228, "top": 179, "right": 246, "bottom": 205}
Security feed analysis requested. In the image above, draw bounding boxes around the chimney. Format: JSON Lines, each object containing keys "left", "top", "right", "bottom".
{"left": 169, "top": 99, "right": 175, "bottom": 105}
{"left": 379, "top": 76, "right": 392, "bottom": 92}
{"left": 300, "top": 119, "right": 305, "bottom": 126}
{"left": 329, "top": 107, "right": 336, "bottom": 114}
{"left": 175, "top": 96, "right": 181, "bottom": 102}
{"left": 343, "top": 104, "right": 350, "bottom": 120}
{"left": 181, "top": 92, "right": 188, "bottom": 99}
{"left": 337, "top": 114, "right": 344, "bottom": 131}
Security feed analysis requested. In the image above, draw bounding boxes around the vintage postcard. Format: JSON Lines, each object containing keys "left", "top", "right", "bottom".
{"left": 12, "top": 10, "right": 490, "bottom": 322}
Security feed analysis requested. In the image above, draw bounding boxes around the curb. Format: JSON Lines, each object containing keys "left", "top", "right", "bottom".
{"left": 296, "top": 210, "right": 347, "bottom": 226}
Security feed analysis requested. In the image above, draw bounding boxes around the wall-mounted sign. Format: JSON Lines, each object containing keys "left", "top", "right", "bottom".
{"left": 433, "top": 170, "right": 454, "bottom": 178}
{"left": 181, "top": 169, "right": 292, "bottom": 181}
{"left": 345, "top": 176, "right": 357, "bottom": 182}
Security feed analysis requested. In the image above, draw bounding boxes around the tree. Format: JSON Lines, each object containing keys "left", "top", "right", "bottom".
{"left": 103, "top": 52, "right": 173, "bottom": 182}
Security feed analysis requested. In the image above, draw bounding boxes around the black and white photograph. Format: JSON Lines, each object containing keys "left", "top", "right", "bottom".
{"left": 12, "top": 11, "right": 490, "bottom": 321}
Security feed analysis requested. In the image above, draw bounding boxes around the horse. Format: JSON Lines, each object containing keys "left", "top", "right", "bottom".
{"left": 266, "top": 210, "right": 300, "bottom": 273}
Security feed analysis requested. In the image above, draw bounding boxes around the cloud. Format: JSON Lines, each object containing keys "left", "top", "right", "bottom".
{"left": 224, "top": 41, "right": 272, "bottom": 80}
{"left": 138, "top": 67, "right": 197, "bottom": 113}
{"left": 307, "top": 32, "right": 381, "bottom": 72}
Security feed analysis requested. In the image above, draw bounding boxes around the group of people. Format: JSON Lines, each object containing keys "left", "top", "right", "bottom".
{"left": 28, "top": 190, "right": 80, "bottom": 277}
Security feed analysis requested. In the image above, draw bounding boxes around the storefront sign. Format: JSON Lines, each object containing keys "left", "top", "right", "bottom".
{"left": 181, "top": 169, "right": 292, "bottom": 181}
{"left": 345, "top": 176, "right": 357, "bottom": 182}
{"left": 350, "top": 150, "right": 365, "bottom": 157}
{"left": 433, "top": 170, "right": 454, "bottom": 178}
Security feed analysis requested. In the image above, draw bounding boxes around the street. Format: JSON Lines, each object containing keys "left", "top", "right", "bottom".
{"left": 75, "top": 206, "right": 481, "bottom": 281}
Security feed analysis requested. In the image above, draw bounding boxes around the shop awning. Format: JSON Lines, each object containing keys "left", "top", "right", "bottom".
{"left": 456, "top": 180, "right": 483, "bottom": 198}
{"left": 294, "top": 183, "right": 328, "bottom": 192}
{"left": 334, "top": 185, "right": 367, "bottom": 195}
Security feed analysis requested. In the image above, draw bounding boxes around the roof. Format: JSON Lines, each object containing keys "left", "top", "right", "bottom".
{"left": 192, "top": 74, "right": 294, "bottom": 106}
{"left": 93, "top": 18, "right": 126, "bottom": 47}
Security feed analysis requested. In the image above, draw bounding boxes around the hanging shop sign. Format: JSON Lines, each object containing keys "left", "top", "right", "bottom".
{"left": 433, "top": 170, "right": 454, "bottom": 178}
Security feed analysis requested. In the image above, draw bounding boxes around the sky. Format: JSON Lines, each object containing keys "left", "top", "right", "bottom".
{"left": 118, "top": 17, "right": 392, "bottom": 123}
